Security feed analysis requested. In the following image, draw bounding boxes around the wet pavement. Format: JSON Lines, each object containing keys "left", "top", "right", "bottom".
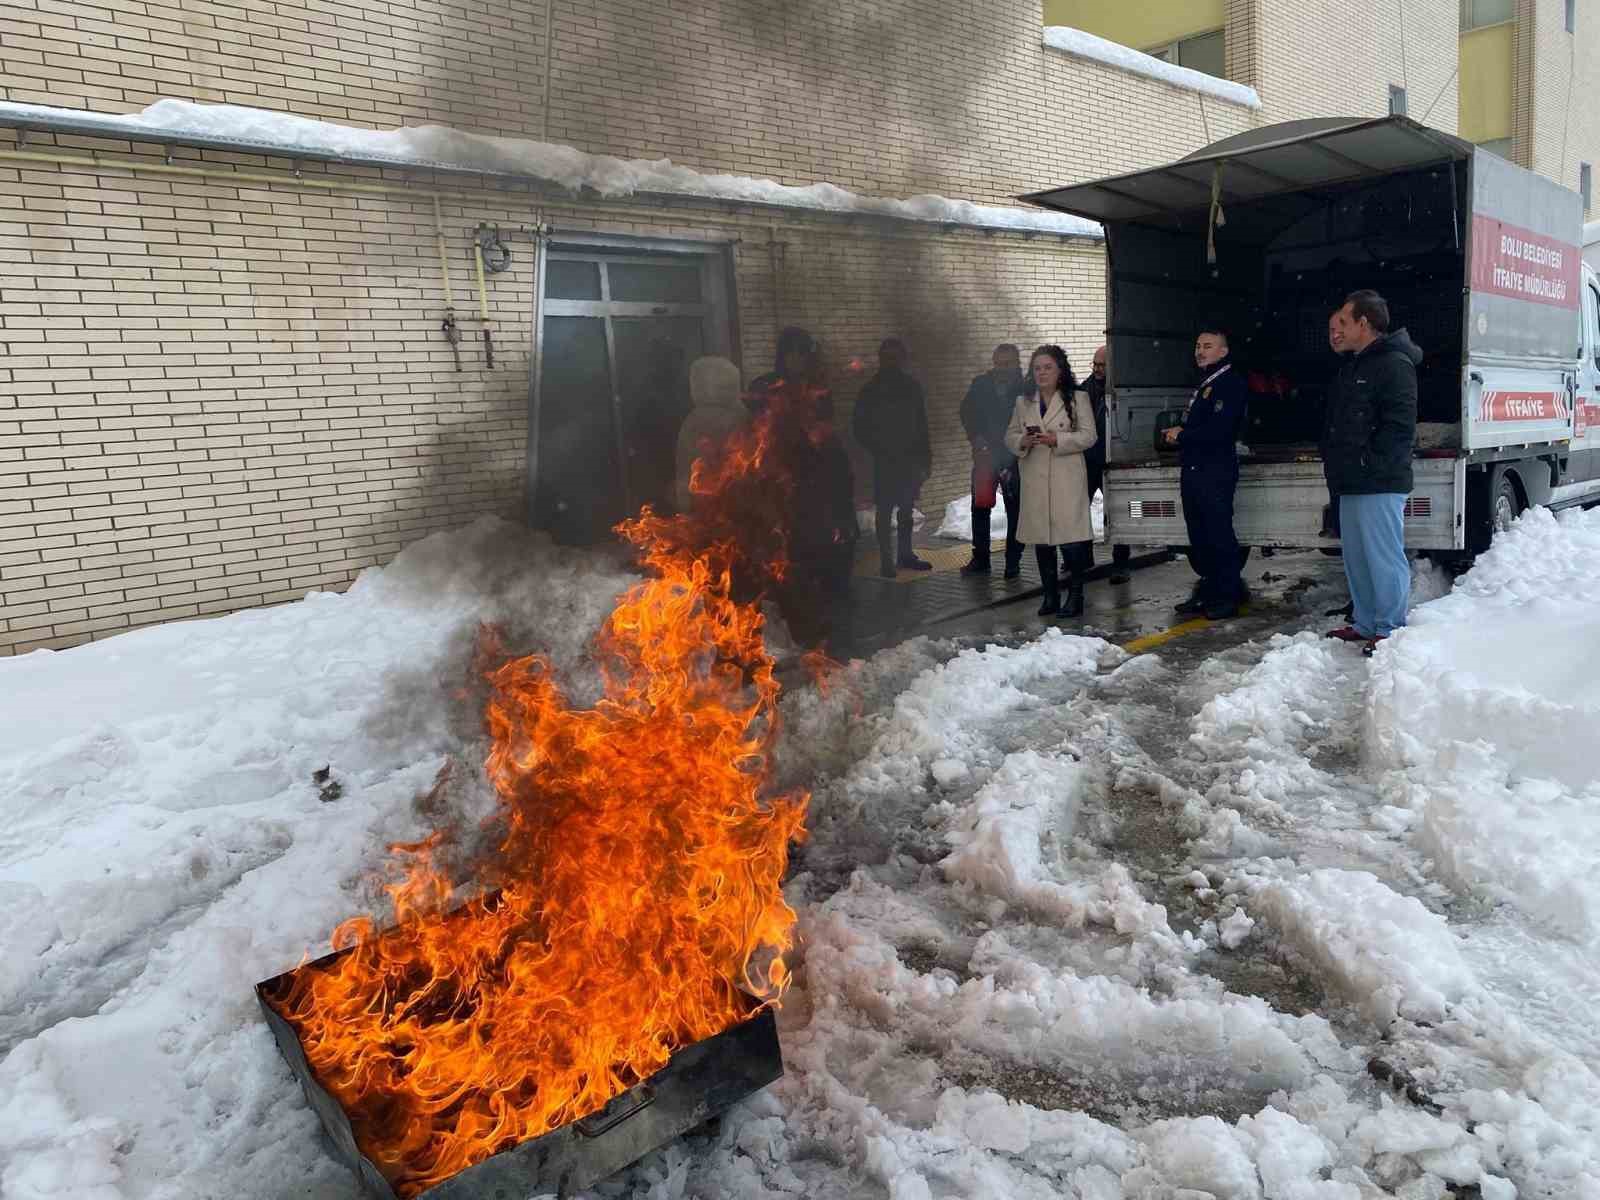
{"left": 845, "top": 531, "right": 1348, "bottom": 657}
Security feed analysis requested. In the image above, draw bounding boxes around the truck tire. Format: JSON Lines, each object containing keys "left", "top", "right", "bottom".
{"left": 1491, "top": 472, "right": 1524, "bottom": 536}
{"left": 1465, "top": 466, "right": 1526, "bottom": 555}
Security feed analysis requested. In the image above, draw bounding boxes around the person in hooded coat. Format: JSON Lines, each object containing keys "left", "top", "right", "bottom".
{"left": 1321, "top": 289, "right": 1421, "bottom": 651}
{"left": 675, "top": 356, "right": 748, "bottom": 512}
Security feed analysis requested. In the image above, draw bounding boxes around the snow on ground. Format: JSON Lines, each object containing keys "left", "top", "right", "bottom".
{"left": 933, "top": 492, "right": 1103, "bottom": 543}
{"left": 1370, "top": 507, "right": 1600, "bottom": 947}
{"left": 0, "top": 99, "right": 1102, "bottom": 239}
{"left": 4, "top": 510, "right": 1600, "bottom": 1199}
{"left": 1042, "top": 27, "right": 1263, "bottom": 109}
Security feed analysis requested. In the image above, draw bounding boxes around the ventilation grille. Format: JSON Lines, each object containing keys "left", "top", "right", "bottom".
{"left": 1128, "top": 499, "right": 1178, "bottom": 519}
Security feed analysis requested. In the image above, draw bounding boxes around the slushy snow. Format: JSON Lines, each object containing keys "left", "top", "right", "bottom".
{"left": 4, "top": 510, "right": 1600, "bottom": 1199}
{"left": 0, "top": 99, "right": 1104, "bottom": 239}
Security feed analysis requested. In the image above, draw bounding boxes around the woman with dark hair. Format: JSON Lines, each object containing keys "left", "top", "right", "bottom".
{"left": 1005, "top": 345, "right": 1099, "bottom": 618}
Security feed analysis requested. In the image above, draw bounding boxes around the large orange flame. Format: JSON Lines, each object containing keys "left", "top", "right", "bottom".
{"left": 267, "top": 387, "right": 829, "bottom": 1196}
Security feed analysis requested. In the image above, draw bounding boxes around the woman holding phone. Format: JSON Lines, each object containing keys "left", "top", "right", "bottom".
{"left": 1005, "top": 344, "right": 1099, "bottom": 618}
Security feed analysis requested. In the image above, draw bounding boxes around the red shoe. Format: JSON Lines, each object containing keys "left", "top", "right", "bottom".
{"left": 1325, "top": 626, "right": 1365, "bottom": 642}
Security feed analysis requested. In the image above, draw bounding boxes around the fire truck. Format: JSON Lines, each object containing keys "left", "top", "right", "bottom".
{"left": 1025, "top": 116, "right": 1600, "bottom": 560}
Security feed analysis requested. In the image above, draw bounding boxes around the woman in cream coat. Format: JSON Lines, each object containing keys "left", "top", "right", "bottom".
{"left": 1004, "top": 344, "right": 1099, "bottom": 618}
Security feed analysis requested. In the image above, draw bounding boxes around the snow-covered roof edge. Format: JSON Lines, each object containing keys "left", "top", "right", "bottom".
{"left": 0, "top": 99, "right": 1103, "bottom": 241}
{"left": 1042, "top": 26, "right": 1263, "bottom": 111}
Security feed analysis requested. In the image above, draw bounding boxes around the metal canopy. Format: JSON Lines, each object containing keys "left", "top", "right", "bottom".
{"left": 1021, "top": 116, "right": 1473, "bottom": 231}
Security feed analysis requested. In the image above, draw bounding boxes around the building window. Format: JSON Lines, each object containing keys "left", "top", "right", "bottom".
{"left": 1567, "top": 0, "right": 1576, "bottom": 32}
{"left": 1460, "top": 0, "right": 1514, "bottom": 29}
{"left": 1146, "top": 28, "right": 1226, "bottom": 80}
{"left": 1389, "top": 85, "right": 1408, "bottom": 115}
{"left": 1478, "top": 137, "right": 1514, "bottom": 159}
{"left": 1582, "top": 162, "right": 1593, "bottom": 214}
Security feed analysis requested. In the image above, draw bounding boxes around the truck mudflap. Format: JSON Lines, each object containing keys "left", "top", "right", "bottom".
{"left": 1104, "top": 457, "right": 1466, "bottom": 551}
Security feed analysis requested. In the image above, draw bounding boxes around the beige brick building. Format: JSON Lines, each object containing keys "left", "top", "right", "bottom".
{"left": 0, "top": 0, "right": 1564, "bottom": 655}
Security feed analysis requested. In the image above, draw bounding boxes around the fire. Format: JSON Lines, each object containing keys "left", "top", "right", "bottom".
{"left": 267, "top": 387, "right": 826, "bottom": 1196}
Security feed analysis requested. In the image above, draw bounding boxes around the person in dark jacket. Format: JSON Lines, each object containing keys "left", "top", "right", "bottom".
{"left": 1081, "top": 344, "right": 1133, "bottom": 583}
{"left": 958, "top": 343, "right": 1025, "bottom": 576}
{"left": 1322, "top": 290, "right": 1420, "bottom": 651}
{"left": 782, "top": 390, "right": 859, "bottom": 656}
{"left": 1162, "top": 325, "right": 1249, "bottom": 619}
{"left": 1320, "top": 309, "right": 1348, "bottom": 540}
{"left": 749, "top": 326, "right": 824, "bottom": 419}
{"left": 853, "top": 337, "right": 933, "bottom": 577}
{"left": 1084, "top": 345, "right": 1109, "bottom": 504}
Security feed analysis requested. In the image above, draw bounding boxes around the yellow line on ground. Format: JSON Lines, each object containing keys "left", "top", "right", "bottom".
{"left": 1120, "top": 618, "right": 1212, "bottom": 655}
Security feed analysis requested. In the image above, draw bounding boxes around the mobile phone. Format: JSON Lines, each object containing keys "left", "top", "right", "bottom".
{"left": 1025, "top": 424, "right": 1041, "bottom": 435}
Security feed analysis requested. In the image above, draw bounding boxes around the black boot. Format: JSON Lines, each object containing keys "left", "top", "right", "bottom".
{"left": 1003, "top": 555, "right": 1022, "bottom": 579}
{"left": 1035, "top": 546, "right": 1060, "bottom": 615}
{"left": 960, "top": 555, "right": 991, "bottom": 575}
{"left": 1059, "top": 577, "right": 1085, "bottom": 619}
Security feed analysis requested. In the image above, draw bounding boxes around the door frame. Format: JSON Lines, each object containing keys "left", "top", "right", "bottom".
{"left": 527, "top": 230, "right": 740, "bottom": 525}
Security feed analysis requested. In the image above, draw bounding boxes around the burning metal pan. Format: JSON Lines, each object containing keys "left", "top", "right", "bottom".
{"left": 257, "top": 943, "right": 783, "bottom": 1199}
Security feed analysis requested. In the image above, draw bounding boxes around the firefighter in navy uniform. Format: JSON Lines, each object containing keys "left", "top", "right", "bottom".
{"left": 1162, "top": 325, "right": 1249, "bottom": 620}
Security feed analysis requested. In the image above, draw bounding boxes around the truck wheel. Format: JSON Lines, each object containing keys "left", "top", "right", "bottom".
{"left": 1492, "top": 473, "right": 1524, "bottom": 536}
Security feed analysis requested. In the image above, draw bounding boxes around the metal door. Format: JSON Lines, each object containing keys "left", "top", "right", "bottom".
{"left": 531, "top": 239, "right": 734, "bottom": 543}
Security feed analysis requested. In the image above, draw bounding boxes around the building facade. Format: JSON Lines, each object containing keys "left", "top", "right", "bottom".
{"left": 0, "top": 0, "right": 1558, "bottom": 654}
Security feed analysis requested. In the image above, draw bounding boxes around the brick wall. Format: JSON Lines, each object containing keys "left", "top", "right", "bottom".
{"left": 1525, "top": 0, "right": 1600, "bottom": 215}
{"left": 0, "top": 148, "right": 536, "bottom": 651}
{"left": 1251, "top": 0, "right": 1458, "bottom": 133}
{"left": 0, "top": 129, "right": 1105, "bottom": 653}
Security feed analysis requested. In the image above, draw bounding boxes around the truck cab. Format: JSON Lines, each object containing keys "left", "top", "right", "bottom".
{"left": 1023, "top": 117, "right": 1600, "bottom": 558}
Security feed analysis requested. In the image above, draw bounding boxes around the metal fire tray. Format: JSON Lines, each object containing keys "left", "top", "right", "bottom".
{"left": 257, "top": 945, "right": 784, "bottom": 1200}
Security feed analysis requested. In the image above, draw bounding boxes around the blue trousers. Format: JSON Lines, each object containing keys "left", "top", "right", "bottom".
{"left": 1339, "top": 493, "right": 1409, "bottom": 637}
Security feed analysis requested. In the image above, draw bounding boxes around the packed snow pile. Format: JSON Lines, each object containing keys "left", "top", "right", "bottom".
{"left": 0, "top": 99, "right": 1104, "bottom": 238}
{"left": 1369, "top": 506, "right": 1600, "bottom": 946}
{"left": 1250, "top": 869, "right": 1476, "bottom": 1026}
{"left": 0, "top": 518, "right": 641, "bottom": 1197}
{"left": 6, "top": 512, "right": 1600, "bottom": 1199}
{"left": 1043, "top": 27, "right": 1263, "bottom": 109}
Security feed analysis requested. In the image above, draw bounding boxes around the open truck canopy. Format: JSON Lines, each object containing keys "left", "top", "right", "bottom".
{"left": 1023, "top": 116, "right": 1586, "bottom": 444}
{"left": 1020, "top": 116, "right": 1475, "bottom": 233}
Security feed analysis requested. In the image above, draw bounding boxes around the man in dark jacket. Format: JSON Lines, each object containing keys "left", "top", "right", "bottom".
{"left": 1322, "top": 290, "right": 1420, "bottom": 651}
{"left": 749, "top": 326, "right": 823, "bottom": 419}
{"left": 782, "top": 390, "right": 859, "bottom": 656}
{"left": 958, "top": 343, "right": 1024, "bottom": 576}
{"left": 1162, "top": 325, "right": 1249, "bottom": 619}
{"left": 854, "top": 338, "right": 933, "bottom": 576}
{"left": 1084, "top": 345, "right": 1109, "bottom": 504}
{"left": 1081, "top": 344, "right": 1132, "bottom": 583}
